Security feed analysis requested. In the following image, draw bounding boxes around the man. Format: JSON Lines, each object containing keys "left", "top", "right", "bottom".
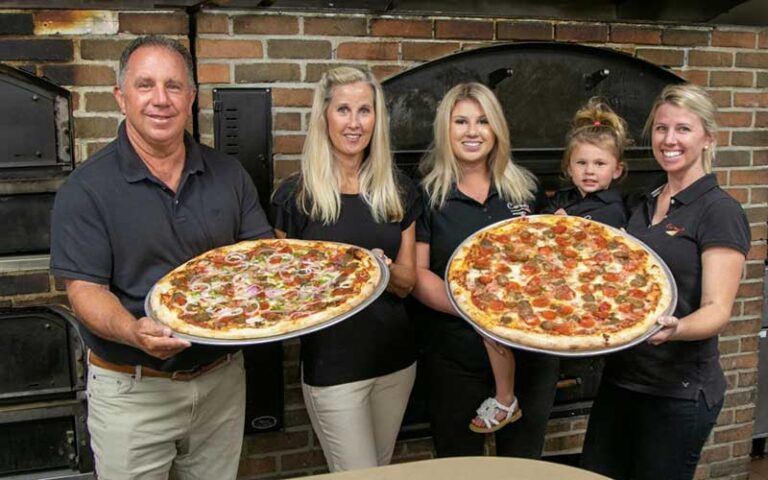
{"left": 50, "top": 35, "right": 272, "bottom": 479}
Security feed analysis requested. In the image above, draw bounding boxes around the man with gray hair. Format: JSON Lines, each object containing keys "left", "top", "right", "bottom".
{"left": 50, "top": 35, "right": 272, "bottom": 479}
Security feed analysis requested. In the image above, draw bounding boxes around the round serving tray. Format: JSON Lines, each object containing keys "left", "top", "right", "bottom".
{"left": 445, "top": 215, "right": 678, "bottom": 358}
{"left": 145, "top": 252, "right": 390, "bottom": 346}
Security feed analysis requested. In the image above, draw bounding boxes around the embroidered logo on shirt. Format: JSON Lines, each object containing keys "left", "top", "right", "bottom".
{"left": 665, "top": 222, "right": 685, "bottom": 236}
{"left": 682, "top": 381, "right": 690, "bottom": 388}
{"left": 507, "top": 203, "right": 532, "bottom": 216}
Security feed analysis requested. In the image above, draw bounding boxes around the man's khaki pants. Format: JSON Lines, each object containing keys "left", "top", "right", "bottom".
{"left": 86, "top": 352, "right": 245, "bottom": 480}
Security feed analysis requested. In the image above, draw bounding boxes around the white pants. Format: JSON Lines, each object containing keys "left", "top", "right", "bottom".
{"left": 86, "top": 352, "right": 246, "bottom": 480}
{"left": 302, "top": 362, "right": 417, "bottom": 472}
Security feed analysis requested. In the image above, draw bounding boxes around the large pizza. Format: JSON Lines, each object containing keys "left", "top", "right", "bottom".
{"left": 447, "top": 215, "right": 675, "bottom": 353}
{"left": 148, "top": 239, "right": 383, "bottom": 340}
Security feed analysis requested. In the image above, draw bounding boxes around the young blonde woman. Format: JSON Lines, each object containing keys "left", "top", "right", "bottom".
{"left": 272, "top": 66, "right": 421, "bottom": 472}
{"left": 412, "top": 82, "right": 559, "bottom": 457}
{"left": 580, "top": 84, "right": 751, "bottom": 480}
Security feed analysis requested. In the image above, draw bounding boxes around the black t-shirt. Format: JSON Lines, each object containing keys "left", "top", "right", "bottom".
{"left": 272, "top": 173, "right": 422, "bottom": 386}
{"left": 603, "top": 174, "right": 751, "bottom": 407}
{"left": 544, "top": 186, "right": 627, "bottom": 228}
{"left": 415, "top": 182, "right": 546, "bottom": 363}
{"left": 50, "top": 122, "right": 273, "bottom": 371}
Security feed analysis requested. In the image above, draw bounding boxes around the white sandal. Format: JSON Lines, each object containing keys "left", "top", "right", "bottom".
{"left": 469, "top": 397, "right": 522, "bottom": 433}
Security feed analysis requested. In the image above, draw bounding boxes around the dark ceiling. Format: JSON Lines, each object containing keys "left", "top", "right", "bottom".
{"left": 1, "top": 0, "right": 766, "bottom": 26}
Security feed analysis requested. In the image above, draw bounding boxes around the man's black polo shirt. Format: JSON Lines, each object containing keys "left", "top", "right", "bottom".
{"left": 545, "top": 186, "right": 626, "bottom": 228}
{"left": 603, "top": 174, "right": 750, "bottom": 407}
{"left": 50, "top": 122, "right": 273, "bottom": 371}
{"left": 415, "top": 183, "right": 544, "bottom": 360}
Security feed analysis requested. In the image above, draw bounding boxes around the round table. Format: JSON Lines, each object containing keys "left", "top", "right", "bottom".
{"left": 298, "top": 456, "right": 612, "bottom": 480}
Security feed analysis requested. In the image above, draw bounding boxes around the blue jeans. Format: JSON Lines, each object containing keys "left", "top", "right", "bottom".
{"left": 581, "top": 382, "right": 723, "bottom": 480}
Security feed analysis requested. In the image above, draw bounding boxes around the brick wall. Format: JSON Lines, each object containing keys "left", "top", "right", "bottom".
{"left": 0, "top": 7, "right": 765, "bottom": 480}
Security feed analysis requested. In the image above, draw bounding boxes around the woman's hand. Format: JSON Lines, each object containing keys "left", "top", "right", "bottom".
{"left": 554, "top": 208, "right": 567, "bottom": 216}
{"left": 371, "top": 248, "right": 392, "bottom": 267}
{"left": 380, "top": 224, "right": 417, "bottom": 298}
{"left": 647, "top": 315, "right": 679, "bottom": 345}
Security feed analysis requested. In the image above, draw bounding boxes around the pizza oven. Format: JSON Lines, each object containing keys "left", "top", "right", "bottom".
{"left": 381, "top": 42, "right": 683, "bottom": 424}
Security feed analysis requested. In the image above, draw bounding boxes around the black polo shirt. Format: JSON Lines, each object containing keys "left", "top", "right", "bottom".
{"left": 603, "top": 174, "right": 750, "bottom": 407}
{"left": 415, "top": 183, "right": 545, "bottom": 360}
{"left": 544, "top": 186, "right": 627, "bottom": 228}
{"left": 272, "top": 173, "right": 422, "bottom": 386}
{"left": 50, "top": 122, "right": 273, "bottom": 371}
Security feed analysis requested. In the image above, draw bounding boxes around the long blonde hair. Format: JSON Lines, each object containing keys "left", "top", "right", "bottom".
{"left": 297, "top": 66, "right": 403, "bottom": 224}
{"left": 419, "top": 82, "right": 537, "bottom": 209}
{"left": 562, "top": 97, "right": 631, "bottom": 182}
{"left": 643, "top": 83, "right": 718, "bottom": 173}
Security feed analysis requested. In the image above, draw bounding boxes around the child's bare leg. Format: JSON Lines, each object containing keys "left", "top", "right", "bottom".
{"left": 471, "top": 339, "right": 517, "bottom": 428}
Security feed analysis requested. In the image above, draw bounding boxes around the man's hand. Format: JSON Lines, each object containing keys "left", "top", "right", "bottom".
{"left": 131, "top": 317, "right": 191, "bottom": 359}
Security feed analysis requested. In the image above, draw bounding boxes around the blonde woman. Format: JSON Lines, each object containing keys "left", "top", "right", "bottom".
{"left": 581, "top": 84, "right": 750, "bottom": 480}
{"left": 271, "top": 66, "right": 421, "bottom": 472}
{"left": 412, "top": 82, "right": 559, "bottom": 457}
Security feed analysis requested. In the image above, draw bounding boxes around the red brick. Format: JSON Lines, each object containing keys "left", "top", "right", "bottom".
{"left": 710, "top": 70, "right": 754, "bottom": 88}
{"left": 719, "top": 352, "right": 759, "bottom": 370}
{"left": 197, "top": 39, "right": 262, "bottom": 59}
{"left": 556, "top": 23, "right": 609, "bottom": 43}
{"left": 84, "top": 92, "right": 117, "bottom": 112}
{"left": 235, "top": 63, "right": 300, "bottom": 83}
{"left": 761, "top": 30, "right": 768, "bottom": 49}
{"left": 636, "top": 48, "right": 684, "bottom": 67}
{"left": 700, "top": 444, "right": 730, "bottom": 463}
{"left": 716, "top": 130, "right": 730, "bottom": 147}
{"left": 268, "top": 39, "right": 330, "bottom": 59}
{"left": 283, "top": 405, "right": 309, "bottom": 427}
{"left": 244, "top": 430, "right": 308, "bottom": 454}
{"left": 716, "top": 151, "right": 751, "bottom": 168}
{"left": 41, "top": 65, "right": 114, "bottom": 86}
{"left": 689, "top": 50, "right": 733, "bottom": 67}
{"left": 709, "top": 90, "right": 732, "bottom": 108}
{"left": 281, "top": 449, "right": 327, "bottom": 471}
{"left": 197, "top": 88, "right": 212, "bottom": 110}
{"left": 119, "top": 13, "right": 187, "bottom": 34}
{"left": 435, "top": 20, "right": 493, "bottom": 40}
{"left": 337, "top": 42, "right": 398, "bottom": 60}
{"left": 80, "top": 39, "right": 131, "bottom": 60}
{"left": 748, "top": 244, "right": 767, "bottom": 261}
{"left": 722, "top": 318, "right": 760, "bottom": 336}
{"left": 305, "top": 17, "right": 366, "bottom": 36}
{"left": 735, "top": 406, "right": 756, "bottom": 424}
{"left": 274, "top": 134, "right": 305, "bottom": 154}
{"left": 746, "top": 263, "right": 764, "bottom": 280}
{"left": 197, "top": 63, "right": 229, "bottom": 84}
{"left": 611, "top": 25, "right": 662, "bottom": 44}
{"left": 237, "top": 456, "right": 276, "bottom": 476}
{"left": 722, "top": 388, "right": 757, "bottom": 409}
{"left": 712, "top": 30, "right": 757, "bottom": 48}
{"left": 723, "top": 187, "right": 749, "bottom": 202}
{"left": 752, "top": 188, "right": 768, "bottom": 204}
{"left": 746, "top": 206, "right": 768, "bottom": 224}
{"left": 674, "top": 69, "right": 708, "bottom": 86}
{"left": 737, "top": 281, "right": 764, "bottom": 298}
{"left": 196, "top": 13, "right": 228, "bottom": 34}
{"left": 662, "top": 28, "right": 711, "bottom": 46}
{"left": 371, "top": 18, "right": 432, "bottom": 38}
{"left": 708, "top": 458, "right": 751, "bottom": 477}
{"left": 371, "top": 64, "right": 405, "bottom": 80}
{"left": 75, "top": 117, "right": 119, "bottom": 139}
{"left": 756, "top": 150, "right": 768, "bottom": 166}
{"left": 275, "top": 112, "right": 301, "bottom": 131}
{"left": 757, "top": 112, "right": 768, "bottom": 128}
{"left": 305, "top": 62, "right": 354, "bottom": 82}
{"left": 402, "top": 41, "right": 460, "bottom": 61}
{"left": 86, "top": 141, "right": 111, "bottom": 158}
{"left": 719, "top": 338, "right": 740, "bottom": 355}
{"left": 497, "top": 21, "right": 553, "bottom": 41}
{"left": 717, "top": 111, "right": 753, "bottom": 128}
{"left": 272, "top": 88, "right": 314, "bottom": 107}
{"left": 733, "top": 439, "right": 754, "bottom": 457}
{"left": 234, "top": 15, "right": 298, "bottom": 35}
{"left": 732, "top": 131, "right": 768, "bottom": 147}
{"left": 275, "top": 160, "right": 300, "bottom": 181}
{"left": 736, "top": 52, "right": 768, "bottom": 69}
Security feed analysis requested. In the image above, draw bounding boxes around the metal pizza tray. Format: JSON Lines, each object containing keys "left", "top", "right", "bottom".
{"left": 445, "top": 214, "right": 678, "bottom": 358}
{"left": 144, "top": 252, "right": 390, "bottom": 346}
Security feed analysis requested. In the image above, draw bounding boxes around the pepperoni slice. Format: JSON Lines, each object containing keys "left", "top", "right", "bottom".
{"left": 532, "top": 297, "right": 550, "bottom": 308}
{"left": 489, "top": 299, "right": 506, "bottom": 311}
{"left": 554, "top": 285, "right": 576, "bottom": 301}
{"left": 541, "top": 310, "right": 558, "bottom": 321}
